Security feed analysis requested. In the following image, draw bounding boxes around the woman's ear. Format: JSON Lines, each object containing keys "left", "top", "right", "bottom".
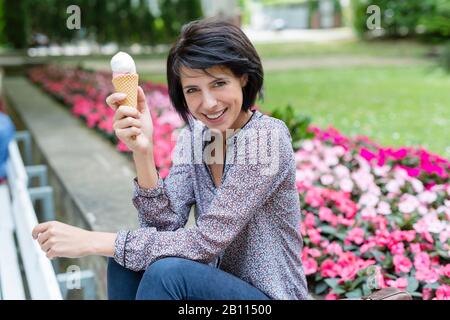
{"left": 240, "top": 74, "right": 248, "bottom": 88}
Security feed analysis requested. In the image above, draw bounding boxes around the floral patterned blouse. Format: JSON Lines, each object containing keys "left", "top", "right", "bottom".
{"left": 114, "top": 110, "right": 308, "bottom": 300}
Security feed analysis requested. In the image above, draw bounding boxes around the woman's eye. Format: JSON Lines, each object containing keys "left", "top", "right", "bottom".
{"left": 214, "top": 81, "right": 226, "bottom": 87}
{"left": 186, "top": 88, "right": 197, "bottom": 94}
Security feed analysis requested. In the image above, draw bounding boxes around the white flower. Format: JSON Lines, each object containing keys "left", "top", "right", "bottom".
{"left": 418, "top": 205, "right": 428, "bottom": 216}
{"left": 386, "top": 180, "right": 400, "bottom": 194}
{"left": 359, "top": 193, "right": 379, "bottom": 207}
{"left": 373, "top": 165, "right": 390, "bottom": 177}
{"left": 418, "top": 191, "right": 437, "bottom": 204}
{"left": 320, "top": 174, "right": 334, "bottom": 186}
{"left": 332, "top": 145, "right": 345, "bottom": 157}
{"left": 339, "top": 178, "right": 354, "bottom": 193}
{"left": 377, "top": 201, "right": 392, "bottom": 215}
{"left": 361, "top": 207, "right": 377, "bottom": 219}
{"left": 334, "top": 165, "right": 350, "bottom": 179}
{"left": 301, "top": 140, "right": 314, "bottom": 152}
{"left": 426, "top": 214, "right": 445, "bottom": 234}
{"left": 398, "top": 194, "right": 420, "bottom": 214}
{"left": 324, "top": 155, "right": 339, "bottom": 167}
{"left": 410, "top": 178, "right": 424, "bottom": 193}
{"left": 352, "top": 169, "right": 374, "bottom": 192}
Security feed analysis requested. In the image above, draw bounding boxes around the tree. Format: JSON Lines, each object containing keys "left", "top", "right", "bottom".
{"left": 4, "top": 0, "right": 29, "bottom": 48}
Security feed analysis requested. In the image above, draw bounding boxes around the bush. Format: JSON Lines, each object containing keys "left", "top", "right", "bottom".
{"left": 270, "top": 104, "right": 314, "bottom": 150}
{"left": 351, "top": 0, "right": 449, "bottom": 41}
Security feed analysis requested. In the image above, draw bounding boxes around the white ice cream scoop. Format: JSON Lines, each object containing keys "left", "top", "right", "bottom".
{"left": 110, "top": 51, "right": 137, "bottom": 74}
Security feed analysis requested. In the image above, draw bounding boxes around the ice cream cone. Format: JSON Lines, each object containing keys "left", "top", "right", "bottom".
{"left": 112, "top": 73, "right": 139, "bottom": 108}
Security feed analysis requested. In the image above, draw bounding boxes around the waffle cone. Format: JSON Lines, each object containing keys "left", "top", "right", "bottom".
{"left": 112, "top": 73, "right": 139, "bottom": 108}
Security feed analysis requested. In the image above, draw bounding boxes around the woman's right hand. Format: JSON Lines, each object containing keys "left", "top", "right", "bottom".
{"left": 106, "top": 86, "right": 154, "bottom": 155}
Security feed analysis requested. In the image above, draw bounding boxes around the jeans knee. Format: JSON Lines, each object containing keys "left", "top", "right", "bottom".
{"left": 144, "top": 257, "right": 187, "bottom": 281}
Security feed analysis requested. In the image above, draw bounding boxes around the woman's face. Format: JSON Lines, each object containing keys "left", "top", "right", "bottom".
{"left": 180, "top": 65, "right": 250, "bottom": 132}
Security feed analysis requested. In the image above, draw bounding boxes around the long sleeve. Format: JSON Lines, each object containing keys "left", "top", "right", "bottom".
{"left": 133, "top": 127, "right": 195, "bottom": 231}
{"left": 115, "top": 123, "right": 295, "bottom": 271}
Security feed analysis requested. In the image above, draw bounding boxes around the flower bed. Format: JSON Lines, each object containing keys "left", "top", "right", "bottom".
{"left": 28, "top": 65, "right": 183, "bottom": 177}
{"left": 297, "top": 128, "right": 449, "bottom": 300}
{"left": 28, "top": 65, "right": 449, "bottom": 300}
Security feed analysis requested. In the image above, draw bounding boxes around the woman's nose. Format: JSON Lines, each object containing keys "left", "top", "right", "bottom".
{"left": 202, "top": 90, "right": 217, "bottom": 109}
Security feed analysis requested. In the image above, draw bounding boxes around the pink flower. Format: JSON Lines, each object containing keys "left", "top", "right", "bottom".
{"left": 413, "top": 252, "right": 431, "bottom": 271}
{"left": 321, "top": 259, "right": 340, "bottom": 278}
{"left": 415, "top": 268, "right": 439, "bottom": 283}
{"left": 303, "top": 257, "right": 318, "bottom": 276}
{"left": 360, "top": 148, "right": 377, "bottom": 162}
{"left": 346, "top": 227, "right": 365, "bottom": 245}
{"left": 434, "top": 285, "right": 450, "bottom": 300}
{"left": 325, "top": 242, "right": 343, "bottom": 256}
{"left": 325, "top": 293, "right": 339, "bottom": 300}
{"left": 440, "top": 264, "right": 450, "bottom": 278}
{"left": 307, "top": 228, "right": 322, "bottom": 245}
{"left": 386, "top": 277, "right": 408, "bottom": 290}
{"left": 340, "top": 265, "right": 358, "bottom": 281}
{"left": 305, "top": 188, "right": 325, "bottom": 208}
{"left": 422, "top": 288, "right": 433, "bottom": 300}
{"left": 303, "top": 212, "right": 316, "bottom": 228}
{"left": 393, "top": 255, "right": 413, "bottom": 274}
{"left": 389, "top": 242, "right": 405, "bottom": 256}
{"left": 318, "top": 207, "right": 337, "bottom": 226}
{"left": 409, "top": 243, "right": 422, "bottom": 254}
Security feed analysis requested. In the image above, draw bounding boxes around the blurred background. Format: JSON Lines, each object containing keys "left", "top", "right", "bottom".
{"left": 0, "top": 0, "right": 449, "bottom": 300}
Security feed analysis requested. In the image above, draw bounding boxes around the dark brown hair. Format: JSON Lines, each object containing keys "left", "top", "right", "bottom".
{"left": 166, "top": 18, "right": 264, "bottom": 125}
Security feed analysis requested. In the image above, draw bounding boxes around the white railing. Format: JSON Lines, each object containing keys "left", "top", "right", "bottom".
{"left": 1, "top": 139, "right": 62, "bottom": 300}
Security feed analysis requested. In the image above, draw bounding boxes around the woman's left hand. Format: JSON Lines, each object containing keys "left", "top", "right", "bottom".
{"left": 32, "top": 221, "right": 93, "bottom": 259}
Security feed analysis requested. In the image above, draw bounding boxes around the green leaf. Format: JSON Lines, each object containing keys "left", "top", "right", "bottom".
{"left": 324, "top": 278, "right": 339, "bottom": 289}
{"left": 345, "top": 288, "right": 363, "bottom": 299}
{"left": 331, "top": 287, "right": 347, "bottom": 295}
{"left": 320, "top": 225, "right": 337, "bottom": 235}
{"left": 362, "top": 283, "right": 372, "bottom": 297}
{"left": 349, "top": 277, "right": 366, "bottom": 291}
{"left": 423, "top": 282, "right": 440, "bottom": 290}
{"left": 314, "top": 282, "right": 328, "bottom": 295}
{"left": 407, "top": 277, "right": 419, "bottom": 293}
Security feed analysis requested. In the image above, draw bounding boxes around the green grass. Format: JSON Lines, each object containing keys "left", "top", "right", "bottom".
{"left": 255, "top": 40, "right": 436, "bottom": 59}
{"left": 142, "top": 65, "right": 450, "bottom": 158}
{"left": 261, "top": 65, "right": 450, "bottom": 158}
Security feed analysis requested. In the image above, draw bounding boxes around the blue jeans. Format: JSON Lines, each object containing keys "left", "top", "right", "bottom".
{"left": 107, "top": 257, "right": 272, "bottom": 300}
{"left": 0, "top": 113, "right": 15, "bottom": 179}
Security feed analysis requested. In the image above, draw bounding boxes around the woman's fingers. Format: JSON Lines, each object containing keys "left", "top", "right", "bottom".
{"left": 115, "top": 127, "right": 141, "bottom": 140}
{"left": 37, "top": 231, "right": 52, "bottom": 247}
{"left": 113, "top": 116, "right": 142, "bottom": 131}
{"left": 106, "top": 92, "right": 127, "bottom": 110}
{"left": 113, "top": 105, "right": 140, "bottom": 122}
{"left": 137, "top": 86, "right": 147, "bottom": 113}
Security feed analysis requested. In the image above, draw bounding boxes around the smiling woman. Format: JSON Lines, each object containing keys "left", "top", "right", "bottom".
{"left": 32, "top": 18, "right": 308, "bottom": 300}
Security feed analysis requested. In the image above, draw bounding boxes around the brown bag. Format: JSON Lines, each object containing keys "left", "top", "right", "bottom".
{"left": 361, "top": 287, "right": 412, "bottom": 300}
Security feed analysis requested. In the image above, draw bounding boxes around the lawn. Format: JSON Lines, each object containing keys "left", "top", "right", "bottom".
{"left": 261, "top": 65, "right": 450, "bottom": 158}
{"left": 254, "top": 39, "right": 436, "bottom": 59}
{"left": 142, "top": 64, "right": 450, "bottom": 158}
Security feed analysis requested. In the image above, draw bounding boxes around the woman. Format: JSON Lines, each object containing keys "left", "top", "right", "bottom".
{"left": 32, "top": 19, "right": 308, "bottom": 300}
